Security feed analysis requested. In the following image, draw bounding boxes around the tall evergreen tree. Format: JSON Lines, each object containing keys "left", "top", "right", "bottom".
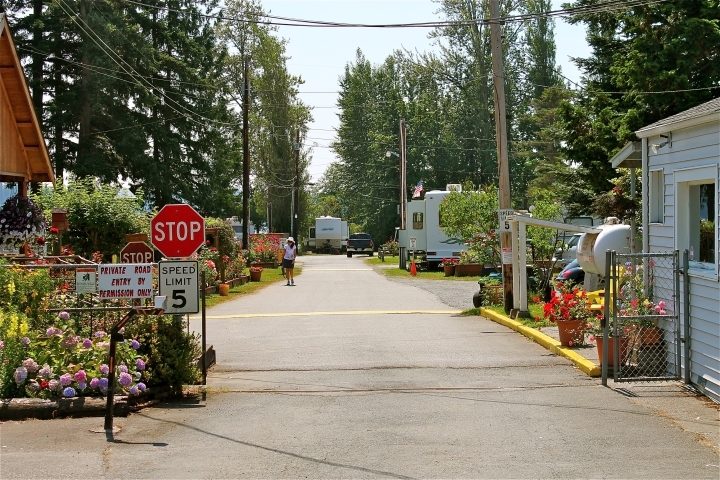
{"left": 559, "top": 0, "right": 720, "bottom": 214}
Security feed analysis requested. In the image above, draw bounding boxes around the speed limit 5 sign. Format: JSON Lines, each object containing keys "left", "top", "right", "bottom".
{"left": 159, "top": 260, "right": 199, "bottom": 314}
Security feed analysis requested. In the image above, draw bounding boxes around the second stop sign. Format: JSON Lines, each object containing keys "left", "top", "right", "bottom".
{"left": 151, "top": 204, "right": 205, "bottom": 258}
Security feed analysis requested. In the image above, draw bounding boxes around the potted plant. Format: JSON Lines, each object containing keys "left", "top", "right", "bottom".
{"left": 472, "top": 274, "right": 502, "bottom": 307}
{"left": 439, "top": 258, "right": 459, "bottom": 276}
{"left": 249, "top": 264, "right": 263, "bottom": 282}
{"left": 587, "top": 319, "right": 631, "bottom": 367}
{"left": 540, "top": 282, "right": 594, "bottom": 347}
{"left": 619, "top": 297, "right": 668, "bottom": 346}
{"left": 454, "top": 250, "right": 484, "bottom": 277}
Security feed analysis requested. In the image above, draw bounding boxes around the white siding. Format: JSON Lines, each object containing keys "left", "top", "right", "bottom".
{"left": 645, "top": 117, "right": 720, "bottom": 402}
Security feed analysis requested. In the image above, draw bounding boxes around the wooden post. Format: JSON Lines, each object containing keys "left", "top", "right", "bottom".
{"left": 490, "top": 0, "right": 513, "bottom": 313}
{"left": 242, "top": 56, "right": 250, "bottom": 250}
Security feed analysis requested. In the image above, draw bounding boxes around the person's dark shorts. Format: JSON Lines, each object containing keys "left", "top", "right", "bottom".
{"left": 282, "top": 258, "right": 295, "bottom": 269}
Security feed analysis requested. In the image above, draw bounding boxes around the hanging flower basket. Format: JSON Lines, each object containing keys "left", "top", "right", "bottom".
{"left": 0, "top": 195, "right": 48, "bottom": 248}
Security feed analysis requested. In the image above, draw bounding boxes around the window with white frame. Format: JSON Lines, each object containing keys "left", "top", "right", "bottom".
{"left": 649, "top": 169, "right": 664, "bottom": 223}
{"left": 675, "top": 165, "right": 717, "bottom": 276}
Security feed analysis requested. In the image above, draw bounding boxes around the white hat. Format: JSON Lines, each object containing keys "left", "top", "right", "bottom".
{"left": 287, "top": 237, "right": 294, "bottom": 243}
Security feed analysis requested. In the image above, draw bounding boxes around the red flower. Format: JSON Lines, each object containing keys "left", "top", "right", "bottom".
{"left": 533, "top": 296, "right": 540, "bottom": 303}
{"left": 36, "top": 237, "right": 46, "bottom": 245}
{"left": 40, "top": 380, "right": 49, "bottom": 390}
{"left": 210, "top": 247, "right": 218, "bottom": 252}
{"left": 50, "top": 227, "right": 59, "bottom": 235}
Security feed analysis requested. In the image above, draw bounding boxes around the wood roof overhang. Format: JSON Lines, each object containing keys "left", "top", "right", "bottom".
{"left": 0, "top": 14, "right": 54, "bottom": 184}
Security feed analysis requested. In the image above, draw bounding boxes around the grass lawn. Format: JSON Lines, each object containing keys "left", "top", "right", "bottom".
{"left": 463, "top": 302, "right": 553, "bottom": 329}
{"left": 364, "top": 257, "right": 479, "bottom": 281}
{"left": 203, "top": 265, "right": 301, "bottom": 309}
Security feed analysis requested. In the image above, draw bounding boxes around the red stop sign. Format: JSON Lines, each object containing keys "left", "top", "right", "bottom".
{"left": 151, "top": 204, "right": 205, "bottom": 258}
{"left": 120, "top": 242, "right": 154, "bottom": 264}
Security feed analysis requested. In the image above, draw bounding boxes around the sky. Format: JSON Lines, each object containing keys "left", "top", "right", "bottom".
{"left": 260, "top": 0, "right": 592, "bottom": 182}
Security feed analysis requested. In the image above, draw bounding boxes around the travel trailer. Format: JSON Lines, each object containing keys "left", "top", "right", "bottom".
{"left": 398, "top": 185, "right": 466, "bottom": 266}
{"left": 305, "top": 216, "right": 348, "bottom": 252}
{"left": 226, "top": 217, "right": 255, "bottom": 241}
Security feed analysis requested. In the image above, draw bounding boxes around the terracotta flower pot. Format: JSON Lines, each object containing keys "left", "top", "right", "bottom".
{"left": 443, "top": 265, "right": 456, "bottom": 277}
{"left": 636, "top": 326, "right": 663, "bottom": 345}
{"left": 250, "top": 269, "right": 262, "bottom": 282}
{"left": 454, "top": 263, "right": 484, "bottom": 277}
{"left": 556, "top": 319, "right": 586, "bottom": 347}
{"left": 595, "top": 335, "right": 629, "bottom": 367}
{"left": 218, "top": 283, "right": 230, "bottom": 296}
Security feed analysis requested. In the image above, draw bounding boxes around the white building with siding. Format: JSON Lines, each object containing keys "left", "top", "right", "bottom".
{"left": 634, "top": 98, "right": 719, "bottom": 402}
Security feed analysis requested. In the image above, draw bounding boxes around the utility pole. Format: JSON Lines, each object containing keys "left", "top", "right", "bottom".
{"left": 294, "top": 131, "right": 300, "bottom": 241}
{"left": 242, "top": 56, "right": 250, "bottom": 248}
{"left": 400, "top": 119, "right": 407, "bottom": 230}
{"left": 490, "top": 0, "right": 513, "bottom": 313}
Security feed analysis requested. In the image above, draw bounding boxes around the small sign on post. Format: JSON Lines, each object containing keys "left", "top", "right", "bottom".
{"left": 158, "top": 260, "right": 199, "bottom": 314}
{"left": 97, "top": 264, "right": 153, "bottom": 299}
{"left": 498, "top": 209, "right": 514, "bottom": 232}
{"left": 75, "top": 267, "right": 97, "bottom": 293}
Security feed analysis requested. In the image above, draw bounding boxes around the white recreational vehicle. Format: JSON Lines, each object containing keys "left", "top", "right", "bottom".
{"left": 398, "top": 185, "right": 466, "bottom": 266}
{"left": 227, "top": 217, "right": 255, "bottom": 241}
{"left": 305, "top": 216, "right": 349, "bottom": 252}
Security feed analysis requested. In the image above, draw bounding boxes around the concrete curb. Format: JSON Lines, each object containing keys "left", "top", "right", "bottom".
{"left": 480, "top": 308, "right": 601, "bottom": 377}
{"left": 0, "top": 386, "right": 174, "bottom": 421}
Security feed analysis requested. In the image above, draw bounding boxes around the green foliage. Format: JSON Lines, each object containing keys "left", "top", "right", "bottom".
{"left": 440, "top": 185, "right": 501, "bottom": 266}
{"left": 33, "top": 179, "right": 151, "bottom": 258}
{"left": 559, "top": 0, "right": 720, "bottom": 212}
{"left": 15, "top": 325, "right": 146, "bottom": 399}
{"left": 0, "top": 310, "right": 31, "bottom": 398}
{"left": 205, "top": 218, "right": 241, "bottom": 259}
{"left": 124, "top": 315, "right": 201, "bottom": 394}
{"left": 0, "top": 261, "right": 55, "bottom": 328}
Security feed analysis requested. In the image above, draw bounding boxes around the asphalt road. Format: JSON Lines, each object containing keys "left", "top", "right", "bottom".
{"left": 1, "top": 254, "right": 718, "bottom": 479}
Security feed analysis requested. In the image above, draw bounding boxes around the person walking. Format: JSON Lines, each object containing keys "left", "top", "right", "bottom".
{"left": 283, "top": 237, "right": 297, "bottom": 285}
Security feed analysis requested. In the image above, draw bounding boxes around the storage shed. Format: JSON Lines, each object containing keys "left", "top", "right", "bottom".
{"left": 0, "top": 13, "right": 54, "bottom": 194}
{"left": 634, "top": 98, "right": 719, "bottom": 401}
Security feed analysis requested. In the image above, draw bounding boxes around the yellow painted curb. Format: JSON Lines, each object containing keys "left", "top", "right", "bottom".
{"left": 480, "top": 308, "right": 601, "bottom": 377}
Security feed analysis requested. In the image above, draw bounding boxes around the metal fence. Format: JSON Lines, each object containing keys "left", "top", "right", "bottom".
{"left": 604, "top": 250, "right": 682, "bottom": 382}
{"left": 4, "top": 256, "right": 163, "bottom": 334}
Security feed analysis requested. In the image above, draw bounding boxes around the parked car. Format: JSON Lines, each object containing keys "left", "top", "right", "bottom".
{"left": 553, "top": 233, "right": 581, "bottom": 266}
{"left": 555, "top": 259, "right": 585, "bottom": 287}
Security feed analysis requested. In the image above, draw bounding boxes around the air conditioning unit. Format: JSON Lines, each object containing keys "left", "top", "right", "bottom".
{"left": 446, "top": 184, "right": 462, "bottom": 192}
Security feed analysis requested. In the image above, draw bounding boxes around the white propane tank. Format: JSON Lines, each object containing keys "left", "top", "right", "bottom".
{"left": 576, "top": 224, "right": 631, "bottom": 275}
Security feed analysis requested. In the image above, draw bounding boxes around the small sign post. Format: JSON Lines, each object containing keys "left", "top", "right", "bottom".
{"left": 158, "top": 260, "right": 199, "bottom": 314}
{"left": 120, "top": 242, "right": 154, "bottom": 264}
{"left": 151, "top": 204, "right": 205, "bottom": 258}
{"left": 97, "top": 264, "right": 153, "bottom": 300}
{"left": 75, "top": 267, "right": 97, "bottom": 293}
{"left": 498, "top": 209, "right": 514, "bottom": 232}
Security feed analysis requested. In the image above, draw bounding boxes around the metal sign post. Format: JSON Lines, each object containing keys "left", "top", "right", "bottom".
{"left": 104, "top": 307, "right": 164, "bottom": 431}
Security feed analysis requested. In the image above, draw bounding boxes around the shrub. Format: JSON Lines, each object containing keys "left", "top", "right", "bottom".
{"left": 0, "top": 261, "right": 55, "bottom": 329}
{"left": 124, "top": 315, "right": 200, "bottom": 394}
{"left": 12, "top": 322, "right": 147, "bottom": 399}
{"left": 0, "top": 310, "right": 31, "bottom": 397}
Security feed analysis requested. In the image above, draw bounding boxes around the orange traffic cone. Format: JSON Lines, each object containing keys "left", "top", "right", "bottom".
{"left": 410, "top": 261, "right": 417, "bottom": 276}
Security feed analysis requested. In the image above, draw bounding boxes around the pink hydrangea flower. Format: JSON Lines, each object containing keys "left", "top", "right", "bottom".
{"left": 59, "top": 373, "right": 73, "bottom": 387}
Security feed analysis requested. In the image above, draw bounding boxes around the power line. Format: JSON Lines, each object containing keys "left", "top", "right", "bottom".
{"left": 119, "top": 0, "right": 672, "bottom": 29}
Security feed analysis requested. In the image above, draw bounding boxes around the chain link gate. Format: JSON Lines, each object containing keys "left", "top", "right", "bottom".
{"left": 603, "top": 250, "right": 682, "bottom": 382}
